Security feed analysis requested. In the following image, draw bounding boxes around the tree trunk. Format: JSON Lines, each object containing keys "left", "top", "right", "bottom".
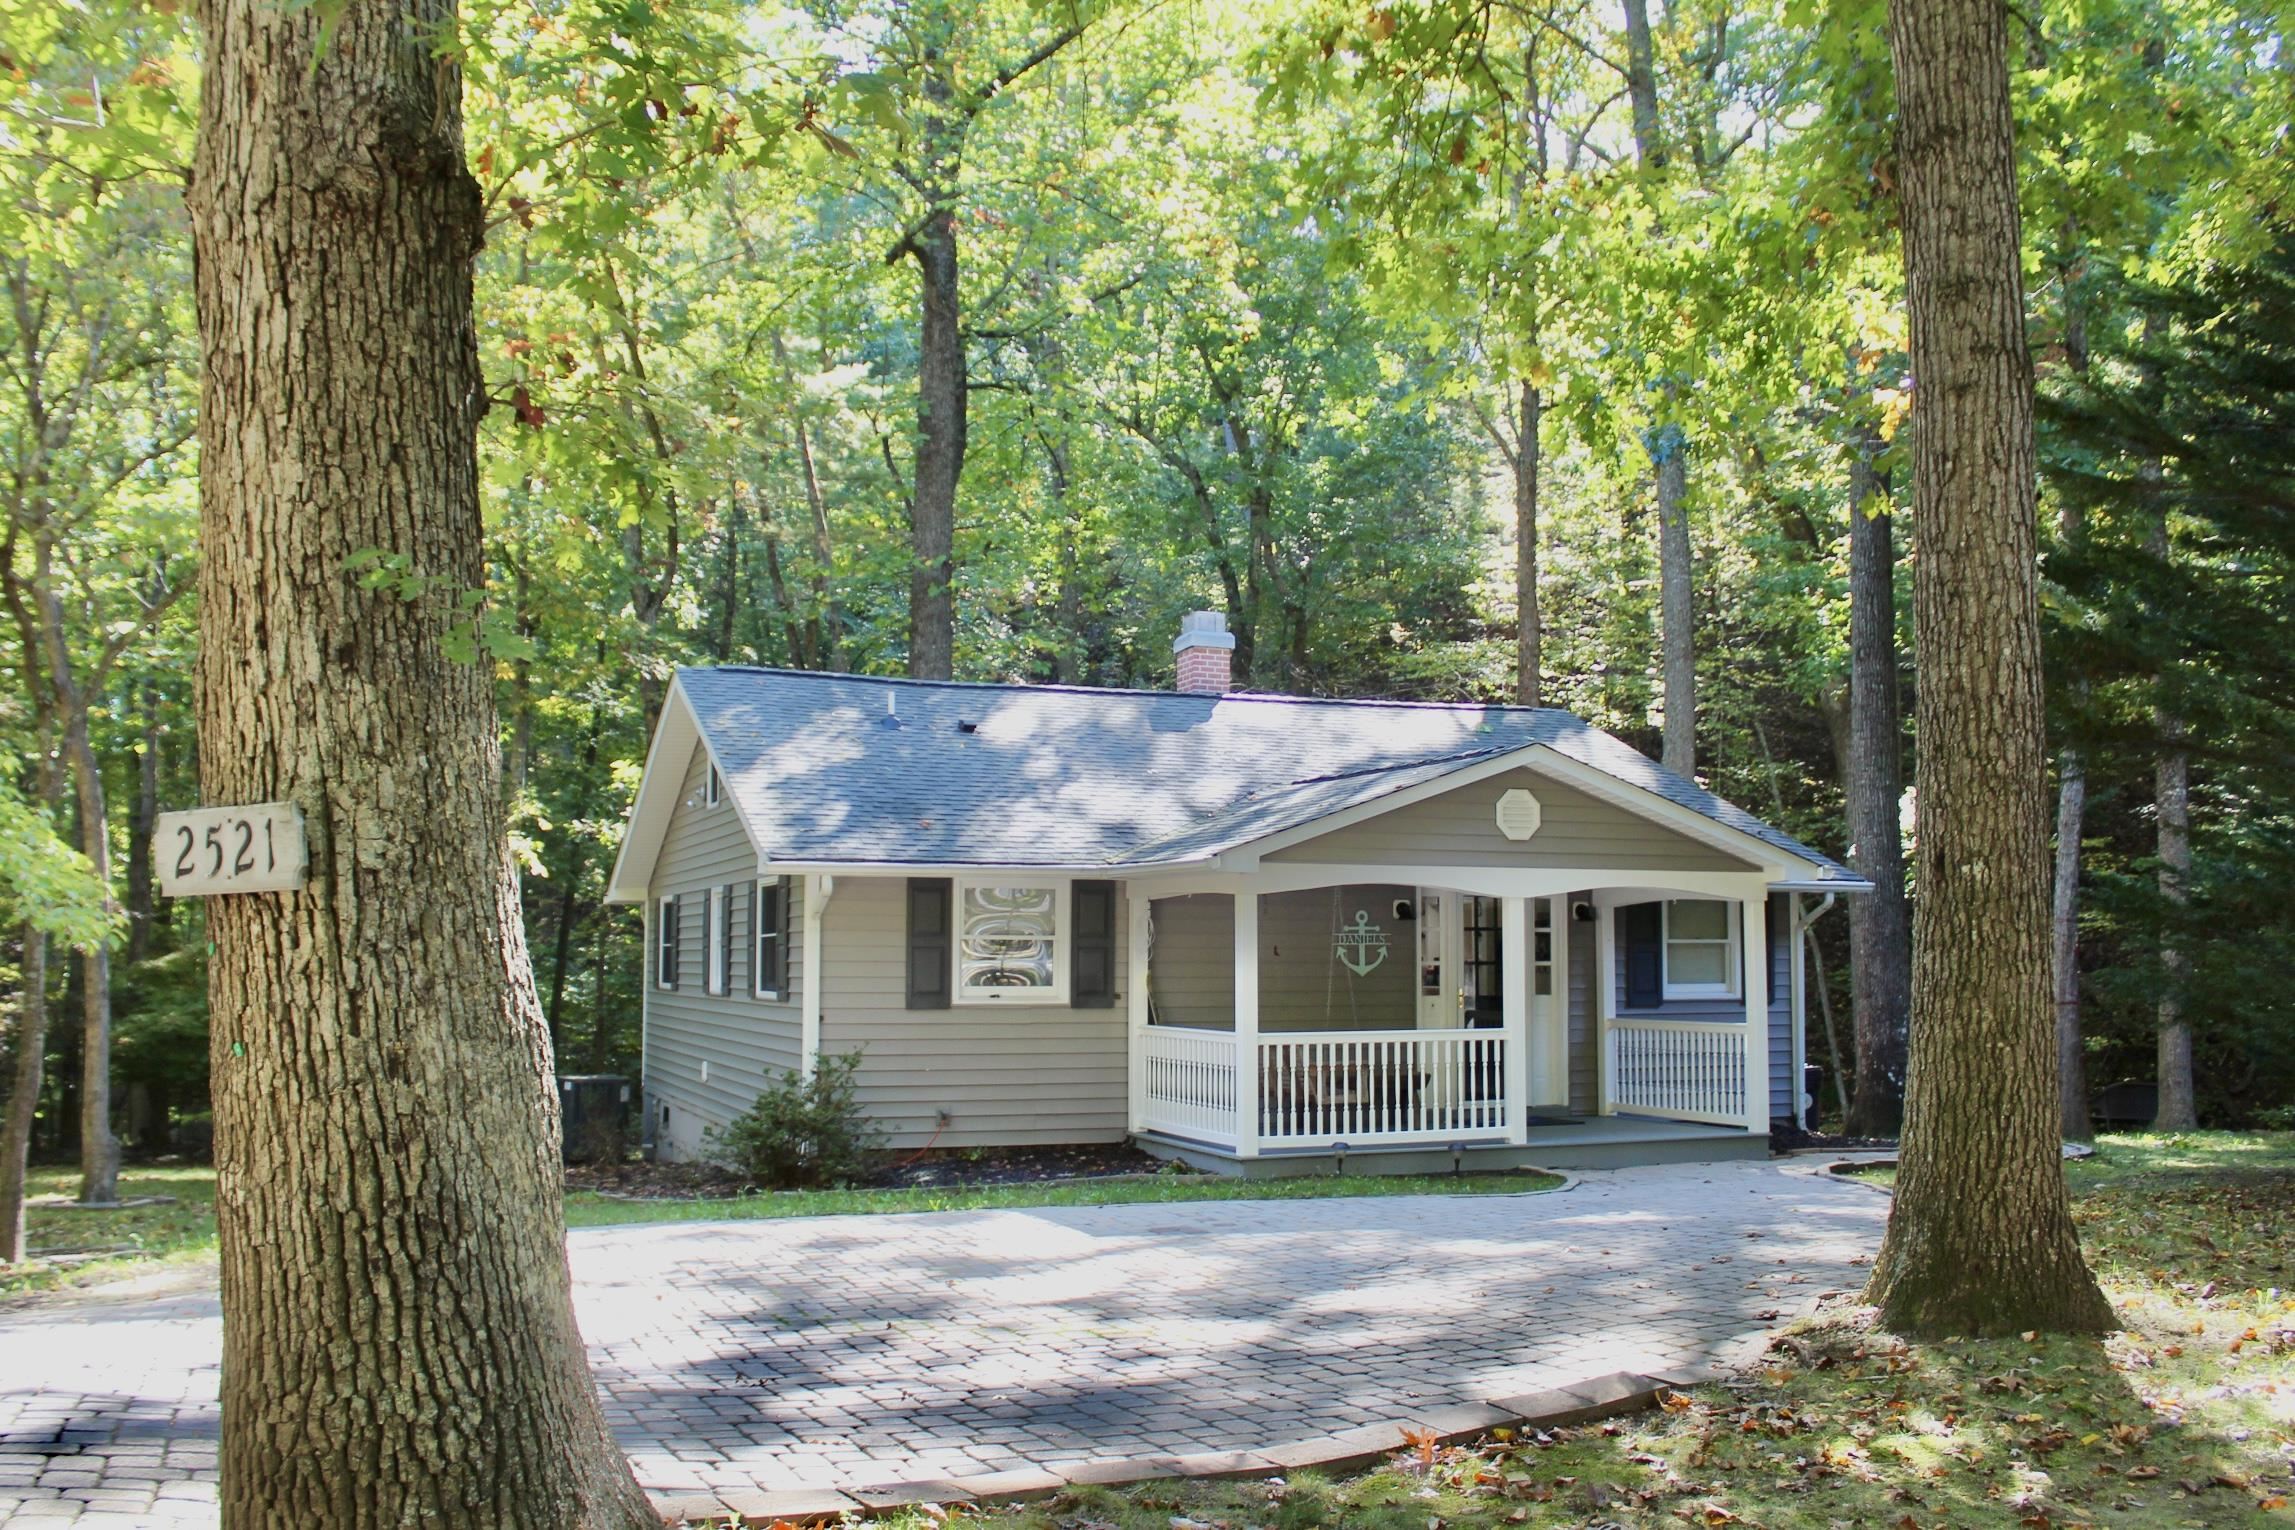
{"left": 187, "top": 0, "right": 656, "bottom": 1514}
{"left": 1655, "top": 441, "right": 1695, "bottom": 774}
{"left": 1620, "top": 0, "right": 1665, "bottom": 171}
{"left": 907, "top": 202, "right": 962, "bottom": 681}
{"left": 127, "top": 682, "right": 160, "bottom": 965}
{"left": 2052, "top": 748, "right": 2092, "bottom": 1139}
{"left": 1514, "top": 379, "right": 1542, "bottom": 708}
{"left": 43, "top": 663, "right": 119, "bottom": 1206}
{"left": 1863, "top": 0, "right": 2114, "bottom": 1336}
{"left": 1842, "top": 438, "right": 1911, "bottom": 1138}
{"left": 0, "top": 925, "right": 48, "bottom": 1265}
{"left": 2152, "top": 729, "right": 2194, "bottom": 1128}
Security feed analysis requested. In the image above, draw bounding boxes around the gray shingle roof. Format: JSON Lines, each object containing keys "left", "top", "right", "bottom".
{"left": 677, "top": 667, "right": 1859, "bottom": 882}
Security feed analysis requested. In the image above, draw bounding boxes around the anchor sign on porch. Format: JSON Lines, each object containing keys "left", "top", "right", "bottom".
{"left": 1334, "top": 909, "right": 1391, "bottom": 976}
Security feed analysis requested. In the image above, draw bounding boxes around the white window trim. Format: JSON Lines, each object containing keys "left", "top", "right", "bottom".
{"left": 952, "top": 875, "right": 1072, "bottom": 1006}
{"left": 655, "top": 895, "right": 677, "bottom": 990}
{"left": 1662, "top": 898, "right": 1741, "bottom": 1000}
{"left": 754, "top": 877, "right": 787, "bottom": 1002}
{"left": 704, "top": 761, "right": 724, "bottom": 807}
{"left": 705, "top": 886, "right": 729, "bottom": 995}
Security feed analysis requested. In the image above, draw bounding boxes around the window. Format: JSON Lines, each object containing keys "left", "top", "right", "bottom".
{"left": 953, "top": 878, "right": 1068, "bottom": 1004}
{"left": 705, "top": 886, "right": 730, "bottom": 995}
{"left": 704, "top": 761, "right": 723, "bottom": 807}
{"left": 753, "top": 876, "right": 789, "bottom": 1000}
{"left": 655, "top": 895, "right": 679, "bottom": 990}
{"left": 1662, "top": 899, "right": 1740, "bottom": 999}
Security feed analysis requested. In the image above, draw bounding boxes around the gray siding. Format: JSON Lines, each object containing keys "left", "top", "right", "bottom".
{"left": 820, "top": 876, "right": 1131, "bottom": 1149}
{"left": 1568, "top": 893, "right": 1596, "bottom": 1115}
{"left": 644, "top": 742, "right": 804, "bottom": 1161}
{"left": 1268, "top": 769, "right": 1758, "bottom": 871}
{"left": 1610, "top": 893, "right": 1795, "bottom": 1121}
{"left": 1147, "top": 894, "right": 1235, "bottom": 1030}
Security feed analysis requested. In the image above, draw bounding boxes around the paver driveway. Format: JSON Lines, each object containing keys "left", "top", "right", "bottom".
{"left": 0, "top": 1157, "right": 1888, "bottom": 1525}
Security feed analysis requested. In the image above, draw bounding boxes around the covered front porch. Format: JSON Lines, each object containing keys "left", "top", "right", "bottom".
{"left": 1123, "top": 870, "right": 1800, "bottom": 1171}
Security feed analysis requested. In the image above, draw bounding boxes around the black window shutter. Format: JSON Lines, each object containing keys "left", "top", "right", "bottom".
{"left": 1622, "top": 901, "right": 1663, "bottom": 1009}
{"left": 906, "top": 877, "right": 952, "bottom": 1009}
{"left": 1072, "top": 880, "right": 1117, "bottom": 1009}
{"left": 666, "top": 894, "right": 682, "bottom": 991}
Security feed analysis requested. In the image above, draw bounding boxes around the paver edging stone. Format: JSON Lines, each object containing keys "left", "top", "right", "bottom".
{"left": 646, "top": 1369, "right": 1673, "bottom": 1526}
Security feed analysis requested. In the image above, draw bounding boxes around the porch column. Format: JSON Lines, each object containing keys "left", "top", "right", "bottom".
{"left": 1742, "top": 888, "right": 1771, "bottom": 1132}
{"left": 1501, "top": 896, "right": 1529, "bottom": 1144}
{"left": 1127, "top": 889, "right": 1151, "bottom": 1134}
{"left": 1234, "top": 889, "right": 1261, "bottom": 1158}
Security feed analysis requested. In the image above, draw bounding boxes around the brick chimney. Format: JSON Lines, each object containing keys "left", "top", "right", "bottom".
{"left": 1172, "top": 610, "right": 1236, "bottom": 694}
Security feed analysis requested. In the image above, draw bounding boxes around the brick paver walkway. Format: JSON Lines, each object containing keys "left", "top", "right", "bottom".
{"left": 0, "top": 1157, "right": 1887, "bottom": 1524}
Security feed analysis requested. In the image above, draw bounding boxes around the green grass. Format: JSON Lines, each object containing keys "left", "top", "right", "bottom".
{"left": 820, "top": 1132, "right": 2295, "bottom": 1530}
{"left": 2, "top": 1162, "right": 1559, "bottom": 1294}
{"left": 2, "top": 1164, "right": 218, "bottom": 1299}
{"left": 562, "top": 1168, "right": 1562, "bottom": 1228}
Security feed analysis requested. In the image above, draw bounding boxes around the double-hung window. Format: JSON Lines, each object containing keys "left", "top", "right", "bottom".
{"left": 753, "top": 876, "right": 789, "bottom": 1000}
{"left": 953, "top": 877, "right": 1068, "bottom": 1004}
{"left": 1662, "top": 899, "right": 1740, "bottom": 999}
{"left": 655, "top": 895, "right": 680, "bottom": 990}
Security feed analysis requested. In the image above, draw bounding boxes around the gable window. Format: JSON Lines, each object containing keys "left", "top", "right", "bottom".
{"left": 953, "top": 877, "right": 1068, "bottom": 1004}
{"left": 1662, "top": 899, "right": 1740, "bottom": 999}
{"left": 705, "top": 886, "right": 731, "bottom": 995}
{"left": 704, "top": 761, "right": 724, "bottom": 807}
{"left": 753, "top": 876, "right": 789, "bottom": 1000}
{"left": 655, "top": 895, "right": 680, "bottom": 990}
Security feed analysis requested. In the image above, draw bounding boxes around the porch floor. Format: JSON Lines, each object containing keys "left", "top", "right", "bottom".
{"left": 1136, "top": 1114, "right": 1770, "bottom": 1177}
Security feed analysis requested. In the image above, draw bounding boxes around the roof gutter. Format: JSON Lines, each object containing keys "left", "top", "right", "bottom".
{"left": 1767, "top": 876, "right": 1874, "bottom": 894}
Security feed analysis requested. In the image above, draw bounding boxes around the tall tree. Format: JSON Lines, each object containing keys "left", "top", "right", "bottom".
{"left": 1861, "top": 0, "right": 2113, "bottom": 1335}
{"left": 188, "top": 0, "right": 655, "bottom": 1516}
{"left": 1842, "top": 427, "right": 1910, "bottom": 1137}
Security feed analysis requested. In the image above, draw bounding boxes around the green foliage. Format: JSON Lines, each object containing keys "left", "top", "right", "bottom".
{"left": 706, "top": 1051, "right": 886, "bottom": 1189}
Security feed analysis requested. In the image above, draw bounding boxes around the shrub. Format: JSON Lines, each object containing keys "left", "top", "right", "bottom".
{"left": 706, "top": 1051, "right": 884, "bottom": 1189}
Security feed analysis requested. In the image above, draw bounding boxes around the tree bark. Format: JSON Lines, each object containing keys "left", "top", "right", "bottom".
{"left": 0, "top": 925, "right": 48, "bottom": 1265}
{"left": 2152, "top": 725, "right": 2195, "bottom": 1128}
{"left": 906, "top": 204, "right": 962, "bottom": 681}
{"left": 1514, "top": 379, "right": 1543, "bottom": 708}
{"left": 187, "top": 0, "right": 656, "bottom": 1516}
{"left": 1843, "top": 437, "right": 1911, "bottom": 1138}
{"left": 1863, "top": 0, "right": 2114, "bottom": 1336}
{"left": 126, "top": 681, "right": 161, "bottom": 965}
{"left": 1655, "top": 441, "right": 1695, "bottom": 774}
{"left": 2052, "top": 749, "right": 2092, "bottom": 1139}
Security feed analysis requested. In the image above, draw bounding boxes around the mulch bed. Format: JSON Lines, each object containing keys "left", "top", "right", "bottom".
{"left": 564, "top": 1141, "right": 1171, "bottom": 1200}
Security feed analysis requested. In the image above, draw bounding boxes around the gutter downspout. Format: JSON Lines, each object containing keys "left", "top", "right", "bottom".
{"left": 1792, "top": 892, "right": 1842, "bottom": 1126}
{"left": 801, "top": 873, "right": 834, "bottom": 1079}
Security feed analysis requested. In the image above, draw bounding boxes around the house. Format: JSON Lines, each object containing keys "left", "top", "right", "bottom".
{"left": 605, "top": 612, "right": 1867, "bottom": 1174}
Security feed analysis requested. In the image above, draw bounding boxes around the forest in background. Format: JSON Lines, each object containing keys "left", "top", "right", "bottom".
{"left": 2, "top": 0, "right": 2291, "bottom": 1178}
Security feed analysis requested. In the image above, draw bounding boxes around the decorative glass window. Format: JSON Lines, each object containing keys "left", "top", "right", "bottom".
{"left": 1663, "top": 899, "right": 1740, "bottom": 999}
{"left": 954, "top": 879, "right": 1067, "bottom": 1003}
{"left": 655, "top": 895, "right": 678, "bottom": 990}
{"left": 705, "top": 762, "right": 723, "bottom": 807}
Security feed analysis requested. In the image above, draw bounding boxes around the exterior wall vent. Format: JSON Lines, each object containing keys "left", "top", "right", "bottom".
{"left": 1495, "top": 787, "right": 1543, "bottom": 841}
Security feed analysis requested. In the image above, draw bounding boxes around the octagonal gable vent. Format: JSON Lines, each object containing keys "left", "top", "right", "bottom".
{"left": 1495, "top": 787, "right": 1543, "bottom": 842}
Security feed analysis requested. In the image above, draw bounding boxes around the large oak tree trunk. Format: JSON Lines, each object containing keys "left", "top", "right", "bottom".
{"left": 1843, "top": 438, "right": 1910, "bottom": 1138}
{"left": 908, "top": 203, "right": 962, "bottom": 681}
{"left": 1863, "top": 0, "right": 2113, "bottom": 1336}
{"left": 188, "top": 0, "right": 657, "bottom": 1518}
{"left": 1655, "top": 442, "right": 1695, "bottom": 774}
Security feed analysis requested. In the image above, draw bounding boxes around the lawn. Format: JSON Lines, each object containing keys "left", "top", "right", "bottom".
{"left": 1, "top": 1160, "right": 1559, "bottom": 1296}
{"left": 1, "top": 1164, "right": 219, "bottom": 1299}
{"left": 820, "top": 1132, "right": 2294, "bottom": 1530}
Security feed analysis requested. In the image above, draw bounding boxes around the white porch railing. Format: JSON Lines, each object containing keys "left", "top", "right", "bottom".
{"left": 1260, "top": 1029, "right": 1507, "bottom": 1147}
{"left": 1141, "top": 1026, "right": 1240, "bottom": 1145}
{"left": 1605, "top": 1018, "right": 1746, "bottom": 1125}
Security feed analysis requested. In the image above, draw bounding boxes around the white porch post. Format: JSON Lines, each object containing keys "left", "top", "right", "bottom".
{"left": 1127, "top": 888, "right": 1151, "bottom": 1135}
{"left": 1742, "top": 887, "right": 1771, "bottom": 1132}
{"left": 1501, "top": 895, "right": 1529, "bottom": 1143}
{"left": 1234, "top": 889, "right": 1262, "bottom": 1158}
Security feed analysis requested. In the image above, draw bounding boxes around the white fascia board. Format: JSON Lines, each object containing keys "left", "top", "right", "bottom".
{"left": 1768, "top": 876, "right": 1875, "bottom": 893}
{"left": 739, "top": 858, "right": 1212, "bottom": 876}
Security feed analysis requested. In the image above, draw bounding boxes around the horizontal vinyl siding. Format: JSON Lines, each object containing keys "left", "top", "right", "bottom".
{"left": 1568, "top": 893, "right": 1596, "bottom": 1115}
{"left": 1268, "top": 768, "right": 1757, "bottom": 872}
{"left": 1146, "top": 893, "right": 1235, "bottom": 1030}
{"left": 644, "top": 742, "right": 804, "bottom": 1160}
{"left": 820, "top": 875, "right": 1129, "bottom": 1149}
{"left": 1611, "top": 893, "right": 1795, "bottom": 1120}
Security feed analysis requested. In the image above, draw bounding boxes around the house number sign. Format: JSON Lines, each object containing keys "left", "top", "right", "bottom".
{"left": 155, "top": 803, "right": 307, "bottom": 896}
{"left": 1334, "top": 910, "right": 1390, "bottom": 976}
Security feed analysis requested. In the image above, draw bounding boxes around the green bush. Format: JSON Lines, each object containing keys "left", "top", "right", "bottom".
{"left": 706, "top": 1051, "right": 884, "bottom": 1189}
